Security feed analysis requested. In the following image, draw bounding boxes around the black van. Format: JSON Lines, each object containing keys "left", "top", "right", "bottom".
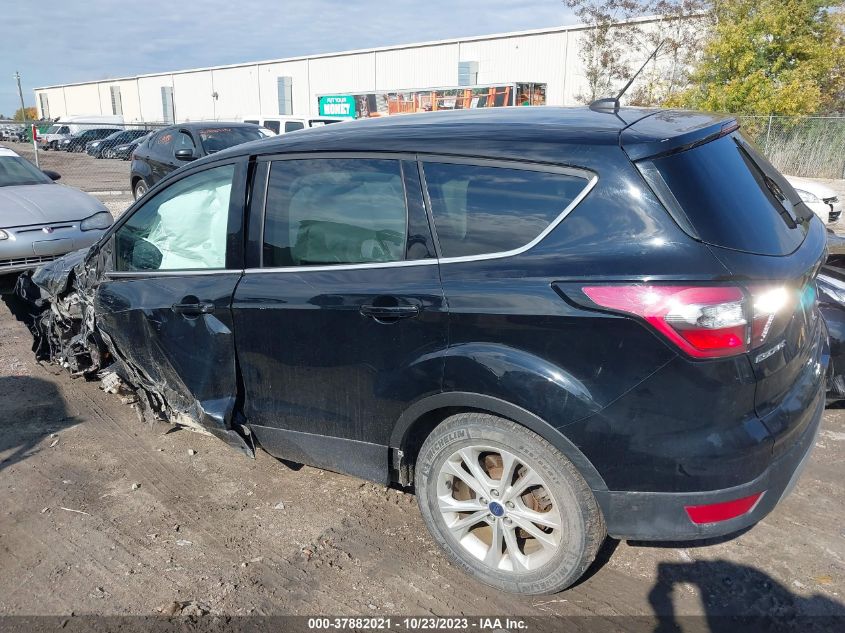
{"left": 22, "top": 107, "right": 828, "bottom": 594}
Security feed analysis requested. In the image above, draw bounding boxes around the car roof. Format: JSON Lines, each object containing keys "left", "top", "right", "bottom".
{"left": 168, "top": 121, "right": 260, "bottom": 131}
{"left": 207, "top": 106, "right": 734, "bottom": 165}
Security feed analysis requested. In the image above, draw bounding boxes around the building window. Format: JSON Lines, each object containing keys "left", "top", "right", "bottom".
{"left": 277, "top": 76, "right": 293, "bottom": 115}
{"left": 458, "top": 61, "right": 478, "bottom": 86}
{"left": 110, "top": 86, "right": 123, "bottom": 116}
{"left": 161, "top": 86, "right": 174, "bottom": 123}
{"left": 38, "top": 93, "right": 50, "bottom": 119}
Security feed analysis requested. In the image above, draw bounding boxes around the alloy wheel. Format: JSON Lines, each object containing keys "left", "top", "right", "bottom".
{"left": 436, "top": 445, "right": 562, "bottom": 572}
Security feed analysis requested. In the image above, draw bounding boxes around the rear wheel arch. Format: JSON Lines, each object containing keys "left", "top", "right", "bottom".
{"left": 390, "top": 392, "right": 607, "bottom": 492}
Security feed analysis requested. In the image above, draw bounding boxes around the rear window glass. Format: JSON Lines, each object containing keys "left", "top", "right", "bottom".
{"left": 422, "top": 162, "right": 590, "bottom": 258}
{"left": 641, "top": 135, "right": 808, "bottom": 256}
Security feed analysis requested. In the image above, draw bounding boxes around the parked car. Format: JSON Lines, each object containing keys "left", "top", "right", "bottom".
{"left": 0, "top": 125, "right": 27, "bottom": 142}
{"left": 785, "top": 176, "right": 842, "bottom": 225}
{"left": 17, "top": 108, "right": 827, "bottom": 595}
{"left": 0, "top": 147, "right": 112, "bottom": 290}
{"left": 39, "top": 123, "right": 72, "bottom": 150}
{"left": 110, "top": 131, "right": 152, "bottom": 160}
{"left": 40, "top": 116, "right": 124, "bottom": 150}
{"left": 86, "top": 129, "right": 149, "bottom": 158}
{"left": 241, "top": 115, "right": 344, "bottom": 134}
{"left": 129, "top": 122, "right": 266, "bottom": 199}
{"left": 60, "top": 128, "right": 122, "bottom": 152}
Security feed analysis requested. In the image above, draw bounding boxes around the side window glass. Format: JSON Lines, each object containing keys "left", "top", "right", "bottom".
{"left": 153, "top": 130, "right": 175, "bottom": 153}
{"left": 284, "top": 121, "right": 304, "bottom": 133}
{"left": 422, "top": 162, "right": 590, "bottom": 258}
{"left": 263, "top": 159, "right": 407, "bottom": 267}
{"left": 115, "top": 165, "right": 235, "bottom": 271}
{"left": 264, "top": 120, "right": 281, "bottom": 134}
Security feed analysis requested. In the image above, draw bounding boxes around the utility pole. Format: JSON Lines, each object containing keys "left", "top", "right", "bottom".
{"left": 14, "top": 71, "right": 39, "bottom": 167}
{"left": 14, "top": 71, "right": 26, "bottom": 121}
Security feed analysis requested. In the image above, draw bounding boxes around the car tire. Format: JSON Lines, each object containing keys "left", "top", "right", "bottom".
{"left": 104, "top": 148, "right": 115, "bottom": 159}
{"left": 133, "top": 179, "right": 148, "bottom": 200}
{"left": 416, "top": 412, "right": 605, "bottom": 595}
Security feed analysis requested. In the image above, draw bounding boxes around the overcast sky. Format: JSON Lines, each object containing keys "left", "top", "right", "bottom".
{"left": 1, "top": 0, "right": 578, "bottom": 117}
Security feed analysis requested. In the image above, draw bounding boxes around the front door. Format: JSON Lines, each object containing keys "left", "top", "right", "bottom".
{"left": 95, "top": 159, "right": 251, "bottom": 453}
{"left": 232, "top": 156, "right": 447, "bottom": 481}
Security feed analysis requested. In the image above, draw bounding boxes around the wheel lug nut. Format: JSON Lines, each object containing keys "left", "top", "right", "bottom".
{"left": 503, "top": 517, "right": 512, "bottom": 526}
{"left": 491, "top": 489, "right": 499, "bottom": 497}
{"left": 480, "top": 498, "right": 487, "bottom": 505}
{"left": 506, "top": 501, "right": 514, "bottom": 509}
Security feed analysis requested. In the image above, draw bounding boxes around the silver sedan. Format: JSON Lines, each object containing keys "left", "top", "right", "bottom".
{"left": 0, "top": 147, "right": 112, "bottom": 279}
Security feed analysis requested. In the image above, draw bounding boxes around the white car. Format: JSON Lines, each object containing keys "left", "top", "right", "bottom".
{"left": 786, "top": 176, "right": 842, "bottom": 225}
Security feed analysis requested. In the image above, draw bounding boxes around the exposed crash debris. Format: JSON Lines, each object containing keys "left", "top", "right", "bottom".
{"left": 3, "top": 249, "right": 252, "bottom": 455}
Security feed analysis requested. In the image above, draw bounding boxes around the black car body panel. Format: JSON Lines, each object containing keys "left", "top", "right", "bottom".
{"left": 9, "top": 107, "right": 827, "bottom": 543}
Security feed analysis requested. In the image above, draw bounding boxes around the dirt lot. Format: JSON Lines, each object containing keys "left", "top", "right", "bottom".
{"left": 0, "top": 304, "right": 843, "bottom": 623}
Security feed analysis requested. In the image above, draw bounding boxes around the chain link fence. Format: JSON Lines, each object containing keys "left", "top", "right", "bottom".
{"left": 2, "top": 121, "right": 170, "bottom": 217}
{"left": 736, "top": 115, "right": 845, "bottom": 180}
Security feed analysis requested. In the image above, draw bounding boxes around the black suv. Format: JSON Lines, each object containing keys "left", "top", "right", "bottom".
{"left": 21, "top": 108, "right": 827, "bottom": 595}
{"left": 129, "top": 122, "right": 265, "bottom": 199}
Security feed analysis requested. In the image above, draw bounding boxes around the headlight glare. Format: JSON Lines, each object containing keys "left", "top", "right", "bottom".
{"left": 80, "top": 211, "right": 112, "bottom": 231}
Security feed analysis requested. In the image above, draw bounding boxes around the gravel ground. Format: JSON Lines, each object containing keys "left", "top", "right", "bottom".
{"left": 0, "top": 304, "right": 843, "bottom": 623}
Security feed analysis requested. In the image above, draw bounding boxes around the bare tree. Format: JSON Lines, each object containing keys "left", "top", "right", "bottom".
{"left": 564, "top": 0, "right": 709, "bottom": 105}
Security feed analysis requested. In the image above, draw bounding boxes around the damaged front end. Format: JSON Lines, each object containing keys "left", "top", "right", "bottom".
{"left": 4, "top": 248, "right": 254, "bottom": 457}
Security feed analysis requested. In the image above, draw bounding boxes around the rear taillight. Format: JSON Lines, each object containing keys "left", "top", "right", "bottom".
{"left": 581, "top": 284, "right": 798, "bottom": 360}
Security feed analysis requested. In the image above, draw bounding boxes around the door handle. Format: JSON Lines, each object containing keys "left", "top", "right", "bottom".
{"left": 171, "top": 301, "right": 215, "bottom": 316}
{"left": 360, "top": 304, "right": 420, "bottom": 322}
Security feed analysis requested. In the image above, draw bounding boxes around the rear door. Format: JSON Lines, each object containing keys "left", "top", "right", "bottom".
{"left": 94, "top": 158, "right": 251, "bottom": 452}
{"left": 231, "top": 154, "right": 446, "bottom": 482}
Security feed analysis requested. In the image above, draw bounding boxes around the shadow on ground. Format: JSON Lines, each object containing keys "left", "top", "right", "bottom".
{"left": 648, "top": 559, "right": 844, "bottom": 632}
{"left": 0, "top": 375, "right": 78, "bottom": 474}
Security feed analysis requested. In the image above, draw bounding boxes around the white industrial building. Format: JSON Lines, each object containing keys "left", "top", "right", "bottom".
{"left": 34, "top": 17, "right": 675, "bottom": 124}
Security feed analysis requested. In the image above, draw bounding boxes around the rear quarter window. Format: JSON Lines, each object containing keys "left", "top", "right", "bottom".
{"left": 421, "top": 161, "right": 592, "bottom": 258}
{"left": 639, "top": 134, "right": 809, "bottom": 256}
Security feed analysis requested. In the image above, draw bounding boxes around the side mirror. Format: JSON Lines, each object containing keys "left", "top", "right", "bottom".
{"left": 175, "top": 148, "right": 196, "bottom": 161}
{"left": 43, "top": 170, "right": 61, "bottom": 181}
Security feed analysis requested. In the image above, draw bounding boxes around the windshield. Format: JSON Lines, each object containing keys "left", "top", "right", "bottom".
{"left": 0, "top": 157, "right": 52, "bottom": 187}
{"left": 198, "top": 126, "right": 264, "bottom": 153}
{"left": 45, "top": 125, "right": 60, "bottom": 134}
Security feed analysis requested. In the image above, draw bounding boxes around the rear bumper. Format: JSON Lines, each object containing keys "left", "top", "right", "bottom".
{"left": 596, "top": 383, "right": 824, "bottom": 541}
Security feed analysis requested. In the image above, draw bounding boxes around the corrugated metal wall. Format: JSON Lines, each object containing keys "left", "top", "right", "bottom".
{"left": 33, "top": 23, "right": 658, "bottom": 122}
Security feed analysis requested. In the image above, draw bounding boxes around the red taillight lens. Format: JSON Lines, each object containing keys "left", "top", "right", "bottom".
{"left": 684, "top": 492, "right": 763, "bottom": 524}
{"left": 582, "top": 285, "right": 748, "bottom": 359}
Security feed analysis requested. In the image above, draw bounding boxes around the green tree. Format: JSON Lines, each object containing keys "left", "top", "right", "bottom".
{"left": 674, "top": 0, "right": 845, "bottom": 114}
{"left": 13, "top": 106, "right": 37, "bottom": 121}
{"left": 564, "top": 1, "right": 709, "bottom": 105}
